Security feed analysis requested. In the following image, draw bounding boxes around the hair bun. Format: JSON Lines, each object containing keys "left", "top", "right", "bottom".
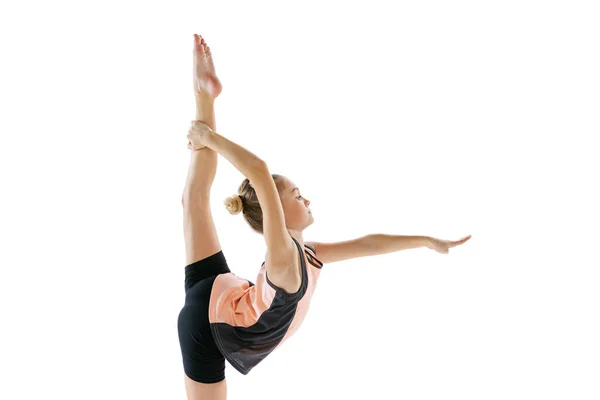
{"left": 224, "top": 194, "right": 243, "bottom": 215}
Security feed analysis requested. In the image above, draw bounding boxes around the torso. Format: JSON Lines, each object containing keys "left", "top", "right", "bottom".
{"left": 287, "top": 251, "right": 304, "bottom": 293}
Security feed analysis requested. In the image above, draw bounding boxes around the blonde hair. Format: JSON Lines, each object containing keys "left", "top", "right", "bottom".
{"left": 223, "top": 174, "right": 286, "bottom": 235}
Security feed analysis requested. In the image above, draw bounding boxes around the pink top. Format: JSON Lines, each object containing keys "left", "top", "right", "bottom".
{"left": 208, "top": 237, "right": 324, "bottom": 375}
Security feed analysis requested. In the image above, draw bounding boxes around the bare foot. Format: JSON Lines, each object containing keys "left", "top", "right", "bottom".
{"left": 193, "top": 34, "right": 222, "bottom": 98}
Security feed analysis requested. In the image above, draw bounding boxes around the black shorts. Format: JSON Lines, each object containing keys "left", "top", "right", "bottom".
{"left": 177, "top": 250, "right": 231, "bottom": 384}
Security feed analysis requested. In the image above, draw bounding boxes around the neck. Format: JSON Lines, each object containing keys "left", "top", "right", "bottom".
{"left": 288, "top": 229, "right": 304, "bottom": 245}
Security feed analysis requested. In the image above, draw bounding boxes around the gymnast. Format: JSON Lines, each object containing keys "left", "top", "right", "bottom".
{"left": 177, "top": 33, "right": 472, "bottom": 400}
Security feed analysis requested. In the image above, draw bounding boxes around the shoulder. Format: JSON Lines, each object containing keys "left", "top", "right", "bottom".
{"left": 304, "top": 242, "right": 317, "bottom": 256}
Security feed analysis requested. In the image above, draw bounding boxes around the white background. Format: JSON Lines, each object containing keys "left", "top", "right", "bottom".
{"left": 1, "top": 0, "right": 599, "bottom": 399}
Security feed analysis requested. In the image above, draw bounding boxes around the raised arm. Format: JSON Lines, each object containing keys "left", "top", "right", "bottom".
{"left": 192, "top": 123, "right": 298, "bottom": 279}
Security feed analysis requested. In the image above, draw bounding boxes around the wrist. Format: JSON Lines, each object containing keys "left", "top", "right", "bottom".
{"left": 424, "top": 236, "right": 435, "bottom": 249}
{"left": 203, "top": 129, "right": 219, "bottom": 150}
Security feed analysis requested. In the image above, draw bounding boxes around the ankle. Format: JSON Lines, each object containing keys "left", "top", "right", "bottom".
{"left": 195, "top": 90, "right": 215, "bottom": 103}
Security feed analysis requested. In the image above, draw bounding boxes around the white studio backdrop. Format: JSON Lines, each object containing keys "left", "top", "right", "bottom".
{"left": 1, "top": 0, "right": 599, "bottom": 399}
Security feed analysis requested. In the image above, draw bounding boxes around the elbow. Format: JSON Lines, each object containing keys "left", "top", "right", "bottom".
{"left": 253, "top": 158, "right": 270, "bottom": 176}
{"left": 254, "top": 158, "right": 268, "bottom": 170}
{"left": 361, "top": 234, "right": 383, "bottom": 256}
{"left": 248, "top": 159, "right": 270, "bottom": 183}
{"left": 362, "top": 234, "right": 378, "bottom": 246}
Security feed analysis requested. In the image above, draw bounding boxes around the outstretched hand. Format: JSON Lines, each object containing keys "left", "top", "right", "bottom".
{"left": 427, "top": 235, "right": 472, "bottom": 254}
{"left": 187, "top": 120, "right": 213, "bottom": 150}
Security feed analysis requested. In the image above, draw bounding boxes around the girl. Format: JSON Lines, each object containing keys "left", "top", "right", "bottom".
{"left": 178, "top": 33, "right": 471, "bottom": 400}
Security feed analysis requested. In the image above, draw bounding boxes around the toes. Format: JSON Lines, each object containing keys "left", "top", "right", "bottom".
{"left": 193, "top": 35, "right": 215, "bottom": 68}
{"left": 193, "top": 37, "right": 201, "bottom": 52}
{"left": 193, "top": 34, "right": 206, "bottom": 54}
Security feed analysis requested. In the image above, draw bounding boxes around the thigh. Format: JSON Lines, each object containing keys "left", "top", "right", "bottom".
{"left": 178, "top": 275, "right": 228, "bottom": 385}
{"left": 183, "top": 194, "right": 222, "bottom": 266}
{"left": 184, "top": 375, "right": 227, "bottom": 400}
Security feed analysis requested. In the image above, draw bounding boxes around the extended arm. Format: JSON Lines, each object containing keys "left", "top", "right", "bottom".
{"left": 363, "top": 234, "right": 432, "bottom": 255}
{"left": 307, "top": 233, "right": 471, "bottom": 264}
{"left": 364, "top": 234, "right": 471, "bottom": 255}
{"left": 306, "top": 234, "right": 432, "bottom": 264}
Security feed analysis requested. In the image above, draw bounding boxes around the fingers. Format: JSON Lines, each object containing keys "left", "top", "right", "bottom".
{"left": 192, "top": 120, "right": 206, "bottom": 129}
{"left": 187, "top": 121, "right": 212, "bottom": 150}
{"left": 191, "top": 120, "right": 213, "bottom": 132}
{"left": 450, "top": 235, "right": 472, "bottom": 247}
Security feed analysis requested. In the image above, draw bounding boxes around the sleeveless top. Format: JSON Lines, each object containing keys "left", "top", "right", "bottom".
{"left": 208, "top": 237, "right": 324, "bottom": 375}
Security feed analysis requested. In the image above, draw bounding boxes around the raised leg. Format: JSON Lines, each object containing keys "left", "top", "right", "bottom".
{"left": 183, "top": 34, "right": 224, "bottom": 266}
{"left": 184, "top": 34, "right": 221, "bottom": 195}
{"left": 184, "top": 92, "right": 218, "bottom": 195}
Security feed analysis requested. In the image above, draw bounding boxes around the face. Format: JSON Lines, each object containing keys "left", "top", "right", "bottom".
{"left": 280, "top": 177, "right": 314, "bottom": 231}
